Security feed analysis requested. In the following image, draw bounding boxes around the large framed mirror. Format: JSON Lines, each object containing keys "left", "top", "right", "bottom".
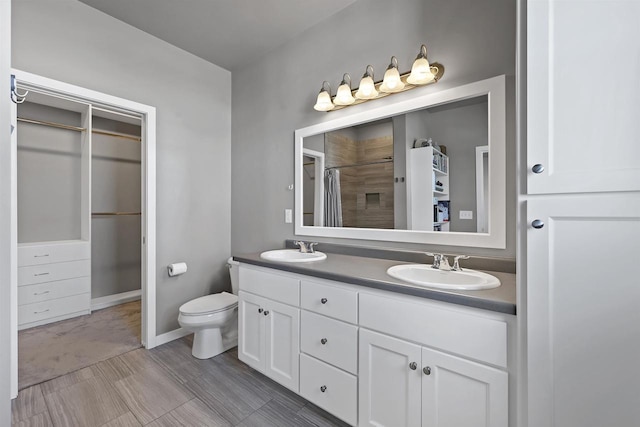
{"left": 294, "top": 75, "right": 506, "bottom": 248}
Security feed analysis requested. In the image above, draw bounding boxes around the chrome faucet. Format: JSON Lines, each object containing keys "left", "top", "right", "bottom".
{"left": 294, "top": 241, "right": 318, "bottom": 253}
{"left": 427, "top": 253, "right": 451, "bottom": 270}
{"left": 451, "top": 255, "right": 470, "bottom": 272}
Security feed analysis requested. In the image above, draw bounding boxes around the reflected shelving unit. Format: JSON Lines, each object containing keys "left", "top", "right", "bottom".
{"left": 407, "top": 146, "right": 450, "bottom": 232}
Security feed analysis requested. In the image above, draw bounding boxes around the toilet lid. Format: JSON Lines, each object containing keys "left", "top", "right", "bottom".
{"left": 179, "top": 292, "right": 238, "bottom": 316}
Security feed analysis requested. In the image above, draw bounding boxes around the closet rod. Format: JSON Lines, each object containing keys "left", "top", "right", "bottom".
{"left": 92, "top": 212, "right": 141, "bottom": 216}
{"left": 17, "top": 117, "right": 86, "bottom": 132}
{"left": 92, "top": 129, "right": 141, "bottom": 142}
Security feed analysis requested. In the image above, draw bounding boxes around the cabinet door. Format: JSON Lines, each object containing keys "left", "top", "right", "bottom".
{"left": 359, "top": 329, "right": 421, "bottom": 427}
{"left": 238, "top": 291, "right": 265, "bottom": 372}
{"left": 527, "top": 195, "right": 640, "bottom": 427}
{"left": 421, "top": 347, "right": 507, "bottom": 427}
{"left": 527, "top": 0, "right": 640, "bottom": 194}
{"left": 264, "top": 298, "right": 300, "bottom": 392}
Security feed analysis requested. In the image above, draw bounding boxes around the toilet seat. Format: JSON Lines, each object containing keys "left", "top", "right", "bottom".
{"left": 179, "top": 292, "right": 238, "bottom": 316}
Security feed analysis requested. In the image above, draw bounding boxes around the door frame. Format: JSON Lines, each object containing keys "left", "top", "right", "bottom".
{"left": 9, "top": 69, "right": 157, "bottom": 398}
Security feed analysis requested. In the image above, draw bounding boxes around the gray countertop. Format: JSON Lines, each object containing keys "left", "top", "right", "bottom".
{"left": 233, "top": 252, "right": 516, "bottom": 315}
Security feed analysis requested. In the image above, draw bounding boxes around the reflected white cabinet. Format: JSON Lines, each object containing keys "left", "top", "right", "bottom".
{"left": 238, "top": 290, "right": 300, "bottom": 392}
{"left": 527, "top": 0, "right": 640, "bottom": 194}
{"left": 526, "top": 195, "right": 640, "bottom": 427}
{"left": 359, "top": 329, "right": 508, "bottom": 427}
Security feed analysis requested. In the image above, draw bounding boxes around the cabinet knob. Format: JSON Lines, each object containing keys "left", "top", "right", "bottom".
{"left": 320, "top": 385, "right": 327, "bottom": 392}
{"left": 320, "top": 298, "right": 328, "bottom": 304}
{"left": 321, "top": 338, "right": 328, "bottom": 345}
{"left": 532, "top": 219, "right": 544, "bottom": 229}
{"left": 258, "top": 308, "right": 263, "bottom": 313}
{"left": 532, "top": 164, "right": 545, "bottom": 174}
{"left": 423, "top": 366, "right": 431, "bottom": 375}
{"left": 409, "top": 362, "right": 417, "bottom": 370}
{"left": 263, "top": 310, "right": 269, "bottom": 316}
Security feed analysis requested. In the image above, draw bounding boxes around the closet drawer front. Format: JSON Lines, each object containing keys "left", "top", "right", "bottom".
{"left": 18, "top": 241, "right": 90, "bottom": 266}
{"left": 18, "top": 277, "right": 90, "bottom": 306}
{"left": 18, "top": 260, "right": 91, "bottom": 286}
{"left": 300, "top": 353, "right": 357, "bottom": 426}
{"left": 360, "top": 292, "right": 508, "bottom": 368}
{"left": 300, "top": 280, "right": 358, "bottom": 324}
{"left": 18, "top": 293, "right": 90, "bottom": 326}
{"left": 239, "top": 266, "right": 299, "bottom": 306}
{"left": 301, "top": 310, "right": 358, "bottom": 374}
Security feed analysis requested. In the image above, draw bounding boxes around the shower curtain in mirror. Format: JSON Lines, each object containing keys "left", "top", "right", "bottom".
{"left": 324, "top": 169, "right": 343, "bottom": 227}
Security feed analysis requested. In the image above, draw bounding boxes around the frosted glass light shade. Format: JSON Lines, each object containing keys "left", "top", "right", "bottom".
{"left": 335, "top": 83, "right": 355, "bottom": 105}
{"left": 380, "top": 67, "right": 405, "bottom": 93}
{"left": 407, "top": 56, "right": 435, "bottom": 85}
{"left": 313, "top": 90, "right": 334, "bottom": 111}
{"left": 355, "top": 76, "right": 378, "bottom": 99}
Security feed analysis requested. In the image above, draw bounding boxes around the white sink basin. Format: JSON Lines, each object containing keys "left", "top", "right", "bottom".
{"left": 387, "top": 264, "right": 500, "bottom": 290}
{"left": 260, "top": 249, "right": 327, "bottom": 263}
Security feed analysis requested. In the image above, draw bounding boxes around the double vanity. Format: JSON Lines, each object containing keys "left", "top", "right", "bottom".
{"left": 234, "top": 248, "right": 516, "bottom": 427}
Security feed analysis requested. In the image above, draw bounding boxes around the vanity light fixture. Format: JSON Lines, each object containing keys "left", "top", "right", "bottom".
{"left": 355, "top": 65, "right": 378, "bottom": 100}
{"left": 380, "top": 56, "right": 405, "bottom": 93}
{"left": 313, "top": 81, "right": 335, "bottom": 112}
{"left": 334, "top": 73, "right": 355, "bottom": 106}
{"left": 313, "top": 43, "right": 444, "bottom": 112}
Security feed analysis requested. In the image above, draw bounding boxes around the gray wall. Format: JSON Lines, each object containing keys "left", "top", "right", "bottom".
{"left": 232, "top": 0, "right": 516, "bottom": 258}
{"left": 12, "top": 0, "right": 232, "bottom": 334}
{"left": 1, "top": 0, "right": 13, "bottom": 418}
{"left": 91, "top": 117, "right": 142, "bottom": 298}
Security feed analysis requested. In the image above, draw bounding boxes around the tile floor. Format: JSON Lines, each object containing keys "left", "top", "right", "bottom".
{"left": 11, "top": 337, "right": 349, "bottom": 427}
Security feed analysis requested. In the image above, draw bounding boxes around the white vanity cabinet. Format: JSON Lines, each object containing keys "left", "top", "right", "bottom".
{"left": 237, "top": 263, "right": 512, "bottom": 427}
{"left": 237, "top": 268, "right": 300, "bottom": 392}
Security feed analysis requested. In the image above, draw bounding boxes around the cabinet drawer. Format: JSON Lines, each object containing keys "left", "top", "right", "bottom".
{"left": 360, "top": 292, "right": 507, "bottom": 368}
{"left": 18, "top": 293, "right": 90, "bottom": 327}
{"left": 301, "top": 280, "right": 357, "bottom": 324}
{"left": 18, "top": 277, "right": 90, "bottom": 306}
{"left": 18, "top": 240, "right": 90, "bottom": 266}
{"left": 300, "top": 353, "right": 357, "bottom": 426}
{"left": 301, "top": 310, "right": 358, "bottom": 374}
{"left": 18, "top": 260, "right": 90, "bottom": 287}
{"left": 239, "top": 266, "right": 299, "bottom": 306}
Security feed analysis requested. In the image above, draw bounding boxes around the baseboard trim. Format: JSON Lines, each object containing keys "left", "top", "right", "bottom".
{"left": 155, "top": 328, "right": 191, "bottom": 347}
{"left": 91, "top": 290, "right": 141, "bottom": 311}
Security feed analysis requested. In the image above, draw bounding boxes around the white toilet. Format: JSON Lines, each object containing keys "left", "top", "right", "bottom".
{"left": 178, "top": 257, "right": 240, "bottom": 359}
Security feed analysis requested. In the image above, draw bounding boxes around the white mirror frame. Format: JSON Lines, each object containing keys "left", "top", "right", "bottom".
{"left": 294, "top": 75, "right": 506, "bottom": 248}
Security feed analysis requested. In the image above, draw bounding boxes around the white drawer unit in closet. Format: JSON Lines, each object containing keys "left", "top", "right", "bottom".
{"left": 18, "top": 277, "right": 90, "bottom": 306}
{"left": 18, "top": 293, "right": 91, "bottom": 328}
{"left": 18, "top": 240, "right": 90, "bottom": 267}
{"left": 18, "top": 259, "right": 91, "bottom": 286}
{"left": 300, "top": 310, "right": 358, "bottom": 374}
{"left": 300, "top": 353, "right": 358, "bottom": 426}
{"left": 300, "top": 279, "right": 358, "bottom": 324}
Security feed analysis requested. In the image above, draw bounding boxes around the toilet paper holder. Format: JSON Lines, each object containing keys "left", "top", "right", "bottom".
{"left": 168, "top": 262, "right": 188, "bottom": 277}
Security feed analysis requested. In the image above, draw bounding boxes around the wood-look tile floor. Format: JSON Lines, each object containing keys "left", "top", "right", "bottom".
{"left": 11, "top": 337, "right": 349, "bottom": 427}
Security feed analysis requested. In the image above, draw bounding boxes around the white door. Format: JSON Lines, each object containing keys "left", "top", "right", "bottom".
{"left": 421, "top": 347, "right": 507, "bottom": 427}
{"left": 527, "top": 0, "right": 640, "bottom": 194}
{"left": 238, "top": 291, "right": 265, "bottom": 371}
{"left": 359, "top": 329, "right": 421, "bottom": 427}
{"left": 527, "top": 194, "right": 640, "bottom": 427}
{"left": 264, "top": 298, "right": 299, "bottom": 392}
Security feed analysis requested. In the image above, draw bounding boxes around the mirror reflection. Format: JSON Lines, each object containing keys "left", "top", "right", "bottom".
{"left": 302, "top": 95, "right": 489, "bottom": 233}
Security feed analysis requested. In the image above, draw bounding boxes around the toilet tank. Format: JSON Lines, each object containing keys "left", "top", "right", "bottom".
{"left": 227, "top": 257, "right": 240, "bottom": 295}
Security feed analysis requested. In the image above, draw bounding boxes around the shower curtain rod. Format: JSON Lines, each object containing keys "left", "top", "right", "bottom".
{"left": 326, "top": 158, "right": 393, "bottom": 170}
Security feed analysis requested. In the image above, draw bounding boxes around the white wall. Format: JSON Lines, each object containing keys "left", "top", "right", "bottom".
{"left": 1, "top": 0, "right": 13, "bottom": 420}
{"left": 231, "top": 0, "right": 516, "bottom": 258}
{"left": 12, "top": 0, "right": 232, "bottom": 334}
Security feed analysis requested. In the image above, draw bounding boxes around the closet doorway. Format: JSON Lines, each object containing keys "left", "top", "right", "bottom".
{"left": 9, "top": 70, "right": 157, "bottom": 398}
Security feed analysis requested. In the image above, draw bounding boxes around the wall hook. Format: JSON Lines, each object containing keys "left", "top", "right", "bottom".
{"left": 11, "top": 74, "right": 28, "bottom": 104}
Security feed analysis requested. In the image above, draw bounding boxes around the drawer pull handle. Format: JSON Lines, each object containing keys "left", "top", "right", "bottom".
{"left": 320, "top": 385, "right": 327, "bottom": 393}
{"left": 263, "top": 310, "right": 269, "bottom": 316}
{"left": 33, "top": 291, "right": 50, "bottom": 296}
{"left": 258, "top": 308, "right": 263, "bottom": 313}
{"left": 423, "top": 366, "right": 431, "bottom": 375}
{"left": 34, "top": 254, "right": 50, "bottom": 258}
{"left": 33, "top": 309, "right": 50, "bottom": 314}
{"left": 320, "top": 298, "right": 328, "bottom": 304}
{"left": 320, "top": 338, "right": 328, "bottom": 345}
{"left": 34, "top": 272, "right": 50, "bottom": 276}
{"left": 532, "top": 164, "right": 545, "bottom": 174}
{"left": 409, "top": 362, "right": 417, "bottom": 370}
{"left": 532, "top": 219, "right": 544, "bottom": 229}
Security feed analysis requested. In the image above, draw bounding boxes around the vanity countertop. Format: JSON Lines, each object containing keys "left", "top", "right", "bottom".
{"left": 233, "top": 252, "right": 516, "bottom": 315}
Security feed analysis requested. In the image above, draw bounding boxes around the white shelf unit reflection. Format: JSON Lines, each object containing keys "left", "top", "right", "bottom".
{"left": 408, "top": 146, "right": 450, "bottom": 232}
